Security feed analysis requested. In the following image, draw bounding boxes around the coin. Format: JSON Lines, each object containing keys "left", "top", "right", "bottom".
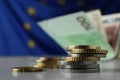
{"left": 70, "top": 53, "right": 106, "bottom": 57}
{"left": 64, "top": 57, "right": 100, "bottom": 61}
{"left": 70, "top": 49, "right": 107, "bottom": 54}
{"left": 36, "top": 60, "right": 58, "bottom": 64}
{"left": 61, "top": 68, "right": 100, "bottom": 73}
{"left": 58, "top": 61, "right": 97, "bottom": 65}
{"left": 67, "top": 45, "right": 101, "bottom": 51}
{"left": 34, "top": 63, "right": 46, "bottom": 67}
{"left": 60, "top": 64, "right": 100, "bottom": 69}
{"left": 34, "top": 63, "right": 59, "bottom": 68}
{"left": 12, "top": 67, "right": 43, "bottom": 72}
{"left": 38, "top": 57, "right": 59, "bottom": 61}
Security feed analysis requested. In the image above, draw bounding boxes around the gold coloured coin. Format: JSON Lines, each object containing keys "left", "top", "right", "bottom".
{"left": 33, "top": 63, "right": 45, "bottom": 68}
{"left": 70, "top": 49, "right": 107, "bottom": 54}
{"left": 38, "top": 57, "right": 60, "bottom": 61}
{"left": 36, "top": 60, "right": 57, "bottom": 64}
{"left": 64, "top": 57, "right": 100, "bottom": 61}
{"left": 66, "top": 45, "right": 101, "bottom": 51}
{"left": 34, "top": 63, "right": 59, "bottom": 68}
{"left": 36, "top": 59, "right": 58, "bottom": 62}
{"left": 38, "top": 57, "right": 49, "bottom": 61}
{"left": 70, "top": 53, "right": 106, "bottom": 57}
{"left": 12, "top": 67, "right": 43, "bottom": 72}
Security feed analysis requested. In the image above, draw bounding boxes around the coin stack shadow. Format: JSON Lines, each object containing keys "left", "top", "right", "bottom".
{"left": 33, "top": 57, "right": 59, "bottom": 68}
{"left": 59, "top": 45, "right": 108, "bottom": 73}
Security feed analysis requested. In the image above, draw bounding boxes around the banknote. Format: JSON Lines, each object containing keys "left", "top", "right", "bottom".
{"left": 38, "top": 11, "right": 114, "bottom": 60}
{"left": 87, "top": 10, "right": 107, "bottom": 39}
{"left": 115, "top": 27, "right": 120, "bottom": 59}
{"left": 102, "top": 13, "right": 120, "bottom": 57}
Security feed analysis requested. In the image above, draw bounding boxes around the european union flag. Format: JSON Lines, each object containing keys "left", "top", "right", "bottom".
{"left": 0, "top": 0, "right": 120, "bottom": 56}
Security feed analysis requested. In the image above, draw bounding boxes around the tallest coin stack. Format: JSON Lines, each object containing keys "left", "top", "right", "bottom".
{"left": 59, "top": 45, "right": 108, "bottom": 73}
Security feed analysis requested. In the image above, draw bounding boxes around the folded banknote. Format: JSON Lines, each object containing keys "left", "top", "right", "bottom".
{"left": 102, "top": 13, "right": 120, "bottom": 58}
{"left": 87, "top": 10, "right": 107, "bottom": 40}
{"left": 38, "top": 11, "right": 115, "bottom": 60}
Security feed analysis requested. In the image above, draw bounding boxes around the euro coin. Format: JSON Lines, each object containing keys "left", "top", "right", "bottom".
{"left": 61, "top": 68, "right": 100, "bottom": 73}
{"left": 58, "top": 61, "right": 97, "bottom": 65}
{"left": 70, "top": 49, "right": 107, "bottom": 54}
{"left": 34, "top": 63, "right": 59, "bottom": 68}
{"left": 66, "top": 45, "right": 101, "bottom": 51}
{"left": 64, "top": 57, "right": 100, "bottom": 61}
{"left": 60, "top": 64, "right": 100, "bottom": 69}
{"left": 36, "top": 60, "right": 58, "bottom": 64}
{"left": 70, "top": 53, "right": 106, "bottom": 57}
{"left": 38, "top": 57, "right": 59, "bottom": 61}
{"left": 33, "top": 63, "right": 46, "bottom": 68}
{"left": 12, "top": 67, "right": 43, "bottom": 72}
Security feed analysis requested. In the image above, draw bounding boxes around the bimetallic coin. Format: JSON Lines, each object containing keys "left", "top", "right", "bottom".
{"left": 64, "top": 57, "right": 100, "bottom": 61}
{"left": 12, "top": 67, "right": 43, "bottom": 72}
{"left": 67, "top": 45, "right": 101, "bottom": 51}
{"left": 58, "top": 61, "right": 97, "bottom": 65}
{"left": 70, "top": 49, "right": 107, "bottom": 54}
{"left": 70, "top": 53, "right": 106, "bottom": 57}
{"left": 60, "top": 64, "right": 100, "bottom": 69}
{"left": 61, "top": 68, "right": 100, "bottom": 73}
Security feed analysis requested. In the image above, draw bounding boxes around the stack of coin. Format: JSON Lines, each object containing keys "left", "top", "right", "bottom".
{"left": 12, "top": 57, "right": 59, "bottom": 73}
{"left": 33, "top": 57, "right": 60, "bottom": 68}
{"left": 59, "top": 45, "right": 108, "bottom": 73}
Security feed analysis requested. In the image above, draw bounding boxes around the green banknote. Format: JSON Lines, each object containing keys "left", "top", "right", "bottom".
{"left": 38, "top": 11, "right": 115, "bottom": 60}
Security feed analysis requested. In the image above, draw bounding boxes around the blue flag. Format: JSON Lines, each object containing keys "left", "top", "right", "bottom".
{"left": 0, "top": 0, "right": 119, "bottom": 56}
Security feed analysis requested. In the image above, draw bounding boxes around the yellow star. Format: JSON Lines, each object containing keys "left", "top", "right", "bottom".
{"left": 27, "top": 7, "right": 36, "bottom": 16}
{"left": 58, "top": 0, "right": 66, "bottom": 6}
{"left": 23, "top": 22, "right": 31, "bottom": 31}
{"left": 28, "top": 40, "right": 36, "bottom": 48}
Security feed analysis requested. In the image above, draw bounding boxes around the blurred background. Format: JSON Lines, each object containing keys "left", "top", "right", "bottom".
{"left": 0, "top": 0, "right": 120, "bottom": 60}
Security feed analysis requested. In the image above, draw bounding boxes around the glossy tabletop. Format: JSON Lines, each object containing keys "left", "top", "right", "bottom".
{"left": 0, "top": 57, "right": 120, "bottom": 80}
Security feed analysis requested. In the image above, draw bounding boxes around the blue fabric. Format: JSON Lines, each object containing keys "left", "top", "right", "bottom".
{"left": 0, "top": 0, "right": 120, "bottom": 56}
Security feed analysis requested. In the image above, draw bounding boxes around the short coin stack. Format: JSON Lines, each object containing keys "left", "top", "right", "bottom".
{"left": 33, "top": 57, "right": 59, "bottom": 68}
{"left": 12, "top": 57, "right": 59, "bottom": 73}
{"left": 59, "top": 45, "right": 108, "bottom": 73}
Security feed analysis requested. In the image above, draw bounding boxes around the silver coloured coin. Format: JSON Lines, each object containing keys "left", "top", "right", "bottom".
{"left": 58, "top": 61, "right": 97, "bottom": 65}
{"left": 70, "top": 53, "right": 106, "bottom": 57}
{"left": 60, "top": 64, "right": 100, "bottom": 69}
{"left": 61, "top": 68, "right": 100, "bottom": 73}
